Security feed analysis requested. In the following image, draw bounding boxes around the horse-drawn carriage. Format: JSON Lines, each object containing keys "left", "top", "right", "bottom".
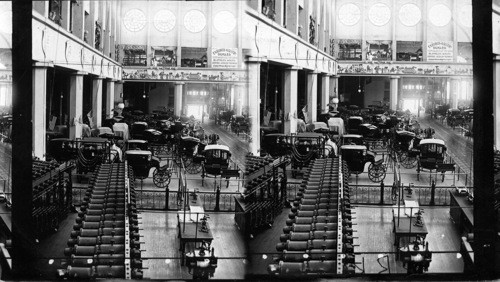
{"left": 176, "top": 136, "right": 205, "bottom": 174}
{"left": 340, "top": 145, "right": 386, "bottom": 182}
{"left": 200, "top": 144, "right": 239, "bottom": 188}
{"left": 231, "top": 115, "right": 249, "bottom": 136}
{"left": 390, "top": 130, "right": 420, "bottom": 168}
{"left": 124, "top": 139, "right": 173, "bottom": 188}
{"left": 261, "top": 133, "right": 289, "bottom": 157}
{"left": 358, "top": 123, "right": 388, "bottom": 150}
{"left": 346, "top": 116, "right": 364, "bottom": 134}
{"left": 446, "top": 109, "right": 465, "bottom": 129}
{"left": 416, "top": 139, "right": 454, "bottom": 180}
{"left": 289, "top": 133, "right": 326, "bottom": 177}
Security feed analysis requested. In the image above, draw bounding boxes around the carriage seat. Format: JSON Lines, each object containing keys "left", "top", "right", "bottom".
{"left": 125, "top": 150, "right": 152, "bottom": 179}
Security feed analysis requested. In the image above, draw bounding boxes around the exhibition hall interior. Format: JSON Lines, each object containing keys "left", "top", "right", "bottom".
{"left": 0, "top": 0, "right": 498, "bottom": 280}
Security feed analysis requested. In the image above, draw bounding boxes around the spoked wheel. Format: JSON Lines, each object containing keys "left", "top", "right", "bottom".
{"left": 368, "top": 163, "right": 387, "bottom": 182}
{"left": 175, "top": 153, "right": 192, "bottom": 167}
{"left": 152, "top": 145, "right": 169, "bottom": 157}
{"left": 185, "top": 162, "right": 202, "bottom": 174}
{"left": 152, "top": 167, "right": 172, "bottom": 188}
{"left": 400, "top": 152, "right": 417, "bottom": 168}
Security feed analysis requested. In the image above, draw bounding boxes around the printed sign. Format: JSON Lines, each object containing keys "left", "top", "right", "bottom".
{"left": 427, "top": 41, "right": 453, "bottom": 62}
{"left": 211, "top": 48, "right": 238, "bottom": 68}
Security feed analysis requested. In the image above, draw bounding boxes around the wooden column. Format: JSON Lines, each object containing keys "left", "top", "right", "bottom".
{"left": 390, "top": 76, "right": 399, "bottom": 111}
{"left": 92, "top": 76, "right": 104, "bottom": 128}
{"left": 472, "top": 0, "right": 496, "bottom": 278}
{"left": 283, "top": 66, "right": 300, "bottom": 134}
{"left": 12, "top": 1, "right": 35, "bottom": 277}
{"left": 32, "top": 63, "right": 52, "bottom": 160}
{"left": 306, "top": 70, "right": 318, "bottom": 122}
{"left": 246, "top": 57, "right": 265, "bottom": 155}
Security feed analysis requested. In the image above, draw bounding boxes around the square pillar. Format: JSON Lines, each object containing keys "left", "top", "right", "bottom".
{"left": 92, "top": 76, "right": 104, "bottom": 128}
{"left": 450, "top": 78, "right": 460, "bottom": 109}
{"left": 72, "top": 0, "right": 85, "bottom": 41}
{"left": 246, "top": 57, "right": 264, "bottom": 156}
{"left": 306, "top": 71, "right": 318, "bottom": 123}
{"left": 105, "top": 79, "right": 115, "bottom": 119}
{"left": 284, "top": 66, "right": 300, "bottom": 134}
{"left": 235, "top": 85, "right": 243, "bottom": 116}
{"left": 320, "top": 74, "right": 331, "bottom": 115}
{"left": 69, "top": 72, "right": 86, "bottom": 139}
{"left": 174, "top": 82, "right": 184, "bottom": 116}
{"left": 390, "top": 76, "right": 400, "bottom": 111}
{"left": 330, "top": 75, "right": 339, "bottom": 111}
{"left": 32, "top": 63, "right": 52, "bottom": 160}
{"left": 61, "top": 1, "right": 71, "bottom": 30}
{"left": 494, "top": 56, "right": 500, "bottom": 149}
{"left": 114, "top": 81, "right": 124, "bottom": 105}
{"left": 285, "top": 0, "right": 299, "bottom": 35}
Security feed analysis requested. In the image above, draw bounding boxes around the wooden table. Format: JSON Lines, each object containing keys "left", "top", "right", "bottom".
{"left": 449, "top": 190, "right": 474, "bottom": 235}
{"left": 177, "top": 219, "right": 213, "bottom": 266}
{"left": 393, "top": 215, "right": 428, "bottom": 257}
{"left": 185, "top": 249, "right": 217, "bottom": 279}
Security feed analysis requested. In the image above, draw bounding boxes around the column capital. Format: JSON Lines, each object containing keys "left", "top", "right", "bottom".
{"left": 307, "top": 70, "right": 320, "bottom": 75}
{"left": 389, "top": 75, "right": 400, "bottom": 79}
{"left": 285, "top": 66, "right": 302, "bottom": 71}
{"left": 115, "top": 80, "right": 125, "bottom": 84}
{"left": 332, "top": 75, "right": 340, "bottom": 79}
{"left": 245, "top": 56, "right": 268, "bottom": 64}
{"left": 106, "top": 78, "right": 118, "bottom": 82}
{"left": 32, "top": 62, "right": 54, "bottom": 68}
{"left": 494, "top": 55, "right": 500, "bottom": 61}
{"left": 174, "top": 82, "right": 185, "bottom": 85}
{"left": 93, "top": 76, "right": 106, "bottom": 80}
{"left": 321, "top": 73, "right": 333, "bottom": 77}
{"left": 71, "top": 71, "right": 88, "bottom": 76}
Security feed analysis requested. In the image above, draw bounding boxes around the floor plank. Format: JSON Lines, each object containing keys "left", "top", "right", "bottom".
{"left": 140, "top": 210, "right": 246, "bottom": 280}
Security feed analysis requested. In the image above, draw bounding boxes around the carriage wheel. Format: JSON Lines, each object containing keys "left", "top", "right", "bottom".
{"left": 368, "top": 163, "right": 387, "bottom": 183}
{"left": 185, "top": 162, "right": 202, "bottom": 174}
{"left": 400, "top": 152, "right": 417, "bottom": 169}
{"left": 152, "top": 168, "right": 171, "bottom": 188}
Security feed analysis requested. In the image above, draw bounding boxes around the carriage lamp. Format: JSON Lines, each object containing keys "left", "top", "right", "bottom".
{"left": 117, "top": 102, "right": 125, "bottom": 110}
{"left": 332, "top": 98, "right": 339, "bottom": 104}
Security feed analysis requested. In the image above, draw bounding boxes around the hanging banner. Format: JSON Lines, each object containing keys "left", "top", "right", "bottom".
{"left": 211, "top": 48, "right": 238, "bottom": 68}
{"left": 427, "top": 41, "right": 453, "bottom": 62}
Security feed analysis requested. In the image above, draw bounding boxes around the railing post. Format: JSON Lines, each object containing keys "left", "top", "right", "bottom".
{"left": 379, "top": 182, "right": 384, "bottom": 205}
{"left": 214, "top": 185, "right": 221, "bottom": 212}
{"left": 165, "top": 185, "right": 169, "bottom": 211}
{"left": 430, "top": 180, "right": 436, "bottom": 206}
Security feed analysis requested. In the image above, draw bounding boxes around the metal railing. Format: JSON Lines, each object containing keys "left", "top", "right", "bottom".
{"left": 134, "top": 190, "right": 239, "bottom": 211}
{"left": 285, "top": 180, "right": 469, "bottom": 206}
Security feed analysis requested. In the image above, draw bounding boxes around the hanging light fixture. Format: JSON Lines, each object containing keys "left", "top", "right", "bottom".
{"left": 358, "top": 77, "right": 362, "bottom": 93}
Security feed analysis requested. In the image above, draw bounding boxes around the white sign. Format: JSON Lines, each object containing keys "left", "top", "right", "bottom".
{"left": 427, "top": 41, "right": 453, "bottom": 62}
{"left": 211, "top": 48, "right": 238, "bottom": 68}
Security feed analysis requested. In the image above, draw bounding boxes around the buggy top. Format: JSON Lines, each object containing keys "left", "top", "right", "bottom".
{"left": 340, "top": 144, "right": 367, "bottom": 150}
{"left": 419, "top": 139, "right": 445, "bottom": 146}
{"left": 203, "top": 144, "right": 230, "bottom": 152}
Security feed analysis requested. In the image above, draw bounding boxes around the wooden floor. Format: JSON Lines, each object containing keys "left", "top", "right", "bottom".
{"left": 33, "top": 212, "right": 78, "bottom": 279}
{"left": 353, "top": 205, "right": 463, "bottom": 274}
{"left": 18, "top": 204, "right": 465, "bottom": 279}
{"left": 140, "top": 210, "right": 246, "bottom": 280}
{"left": 246, "top": 205, "right": 464, "bottom": 276}
{"left": 247, "top": 208, "right": 291, "bottom": 276}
